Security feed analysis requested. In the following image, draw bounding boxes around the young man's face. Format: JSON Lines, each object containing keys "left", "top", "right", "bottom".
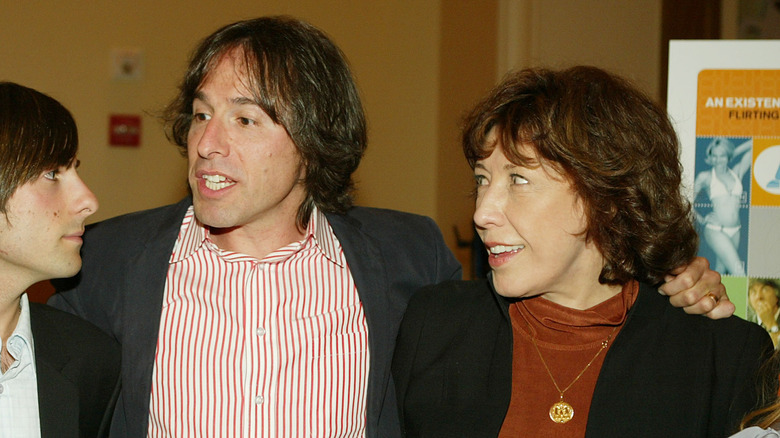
{"left": 0, "top": 163, "right": 97, "bottom": 287}
{"left": 187, "top": 49, "right": 307, "bottom": 248}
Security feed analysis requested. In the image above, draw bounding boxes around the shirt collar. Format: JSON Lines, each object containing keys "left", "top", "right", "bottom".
{"left": 5, "top": 294, "right": 35, "bottom": 364}
{"left": 309, "top": 207, "right": 343, "bottom": 267}
{"left": 170, "top": 205, "right": 344, "bottom": 267}
{"left": 169, "top": 206, "right": 204, "bottom": 263}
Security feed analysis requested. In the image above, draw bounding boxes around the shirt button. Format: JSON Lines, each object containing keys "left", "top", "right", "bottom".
{"left": 256, "top": 327, "right": 266, "bottom": 336}
{"left": 255, "top": 395, "right": 264, "bottom": 404}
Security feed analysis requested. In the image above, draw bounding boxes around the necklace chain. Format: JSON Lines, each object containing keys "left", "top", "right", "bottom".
{"left": 520, "top": 308, "right": 619, "bottom": 423}
{"left": 527, "top": 324, "right": 618, "bottom": 396}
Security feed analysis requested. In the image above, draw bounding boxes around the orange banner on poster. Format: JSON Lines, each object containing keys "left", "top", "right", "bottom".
{"left": 696, "top": 69, "right": 780, "bottom": 137}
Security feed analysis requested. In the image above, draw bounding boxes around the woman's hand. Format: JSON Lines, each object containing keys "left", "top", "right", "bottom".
{"left": 659, "top": 257, "right": 735, "bottom": 319}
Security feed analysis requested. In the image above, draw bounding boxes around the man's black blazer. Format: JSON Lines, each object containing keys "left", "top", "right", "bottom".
{"left": 392, "top": 280, "right": 773, "bottom": 438}
{"left": 50, "top": 197, "right": 461, "bottom": 438}
{"left": 30, "top": 303, "right": 121, "bottom": 438}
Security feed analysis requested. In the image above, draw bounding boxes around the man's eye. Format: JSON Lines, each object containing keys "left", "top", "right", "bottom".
{"left": 238, "top": 117, "right": 255, "bottom": 126}
{"left": 193, "top": 113, "right": 210, "bottom": 122}
{"left": 43, "top": 170, "right": 58, "bottom": 181}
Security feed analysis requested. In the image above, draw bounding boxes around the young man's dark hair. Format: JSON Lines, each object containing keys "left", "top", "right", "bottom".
{"left": 0, "top": 82, "right": 79, "bottom": 212}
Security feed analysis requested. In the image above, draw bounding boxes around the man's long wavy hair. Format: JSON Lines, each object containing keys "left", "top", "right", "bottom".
{"left": 163, "top": 16, "right": 367, "bottom": 229}
{"left": 462, "top": 66, "right": 698, "bottom": 285}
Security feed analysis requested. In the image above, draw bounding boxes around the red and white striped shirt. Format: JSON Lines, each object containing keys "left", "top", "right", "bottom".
{"left": 147, "top": 206, "right": 369, "bottom": 437}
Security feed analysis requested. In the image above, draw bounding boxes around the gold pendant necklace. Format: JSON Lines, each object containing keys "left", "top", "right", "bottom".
{"left": 523, "top": 315, "right": 618, "bottom": 424}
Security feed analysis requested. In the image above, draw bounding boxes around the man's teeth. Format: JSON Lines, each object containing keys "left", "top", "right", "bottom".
{"left": 203, "top": 174, "right": 234, "bottom": 190}
{"left": 488, "top": 244, "right": 525, "bottom": 255}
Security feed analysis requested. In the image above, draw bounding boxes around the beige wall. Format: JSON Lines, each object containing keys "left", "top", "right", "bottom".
{"left": 437, "top": 2, "right": 500, "bottom": 277}
{"left": 2, "top": 1, "right": 665, "bottom": 274}
{"left": 500, "top": 0, "right": 663, "bottom": 98}
{"left": 0, "top": 1, "right": 446, "bottom": 223}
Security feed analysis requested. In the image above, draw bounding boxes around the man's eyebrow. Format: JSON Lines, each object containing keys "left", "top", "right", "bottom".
{"left": 231, "top": 96, "right": 258, "bottom": 106}
{"left": 193, "top": 90, "right": 208, "bottom": 104}
{"left": 192, "top": 91, "right": 258, "bottom": 107}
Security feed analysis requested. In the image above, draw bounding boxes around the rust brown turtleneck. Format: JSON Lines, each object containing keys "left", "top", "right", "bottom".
{"left": 498, "top": 280, "right": 639, "bottom": 438}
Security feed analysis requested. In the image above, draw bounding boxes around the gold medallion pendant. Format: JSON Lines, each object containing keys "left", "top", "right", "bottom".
{"left": 549, "top": 400, "right": 574, "bottom": 423}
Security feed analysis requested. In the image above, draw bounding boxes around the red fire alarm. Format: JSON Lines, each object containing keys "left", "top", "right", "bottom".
{"left": 109, "top": 114, "right": 141, "bottom": 147}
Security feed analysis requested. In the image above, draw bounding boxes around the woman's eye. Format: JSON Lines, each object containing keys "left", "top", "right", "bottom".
{"left": 238, "top": 117, "right": 255, "bottom": 126}
{"left": 511, "top": 174, "right": 528, "bottom": 185}
{"left": 43, "top": 170, "right": 58, "bottom": 181}
{"left": 474, "top": 174, "right": 488, "bottom": 186}
{"left": 192, "top": 113, "right": 210, "bottom": 122}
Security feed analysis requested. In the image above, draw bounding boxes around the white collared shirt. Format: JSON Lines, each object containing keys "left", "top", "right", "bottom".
{"left": 0, "top": 293, "right": 42, "bottom": 438}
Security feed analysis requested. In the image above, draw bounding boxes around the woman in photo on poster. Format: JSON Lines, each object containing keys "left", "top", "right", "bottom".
{"left": 748, "top": 278, "right": 780, "bottom": 349}
{"left": 693, "top": 136, "right": 752, "bottom": 276}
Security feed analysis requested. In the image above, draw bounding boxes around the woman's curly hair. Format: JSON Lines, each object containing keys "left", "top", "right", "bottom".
{"left": 462, "top": 66, "right": 698, "bottom": 285}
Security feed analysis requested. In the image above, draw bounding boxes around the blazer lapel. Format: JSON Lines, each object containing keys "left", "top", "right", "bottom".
{"left": 120, "top": 198, "right": 191, "bottom": 436}
{"left": 30, "top": 306, "right": 79, "bottom": 438}
{"left": 35, "top": 361, "right": 79, "bottom": 437}
{"left": 326, "top": 212, "right": 393, "bottom": 433}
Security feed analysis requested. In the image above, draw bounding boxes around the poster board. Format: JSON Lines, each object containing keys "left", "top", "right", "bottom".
{"left": 668, "top": 40, "right": 780, "bottom": 346}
